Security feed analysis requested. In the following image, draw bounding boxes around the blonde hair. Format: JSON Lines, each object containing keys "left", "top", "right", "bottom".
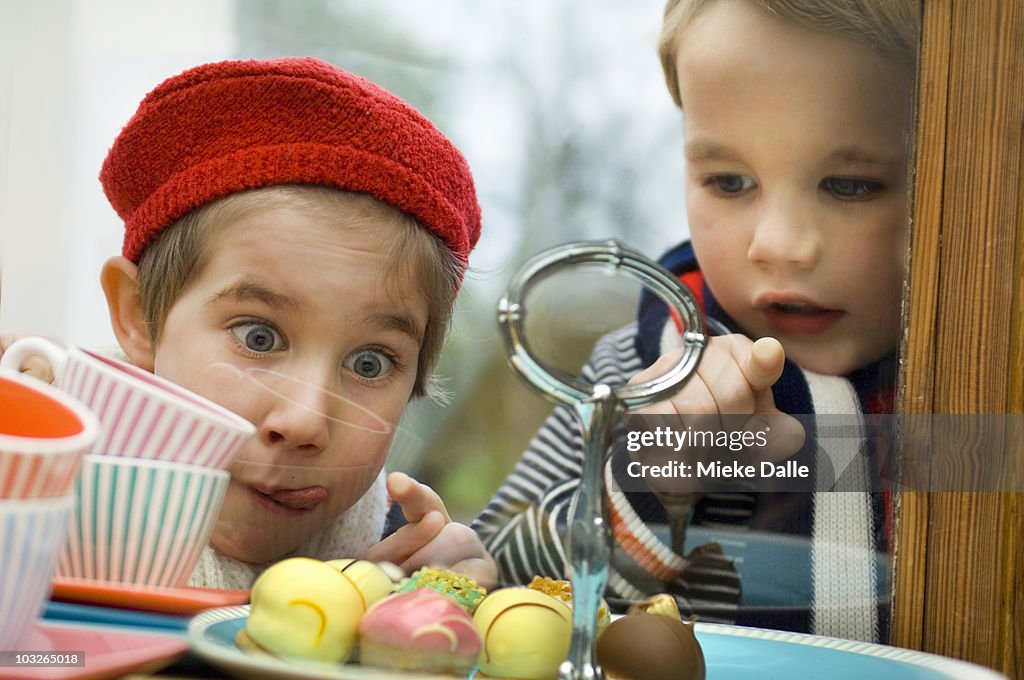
{"left": 658, "top": 0, "right": 920, "bottom": 108}
{"left": 136, "top": 185, "right": 463, "bottom": 400}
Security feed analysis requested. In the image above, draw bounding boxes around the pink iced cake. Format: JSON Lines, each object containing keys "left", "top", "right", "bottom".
{"left": 358, "top": 588, "right": 482, "bottom": 675}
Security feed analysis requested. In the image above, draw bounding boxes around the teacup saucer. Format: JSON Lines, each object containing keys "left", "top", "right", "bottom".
{"left": 0, "top": 620, "right": 187, "bottom": 680}
{"left": 51, "top": 577, "right": 249, "bottom": 616}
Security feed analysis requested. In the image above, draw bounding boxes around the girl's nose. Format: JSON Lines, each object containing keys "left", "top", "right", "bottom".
{"left": 747, "top": 199, "right": 820, "bottom": 270}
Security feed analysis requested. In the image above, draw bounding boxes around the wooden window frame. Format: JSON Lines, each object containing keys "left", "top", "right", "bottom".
{"left": 892, "top": 1, "right": 1023, "bottom": 676}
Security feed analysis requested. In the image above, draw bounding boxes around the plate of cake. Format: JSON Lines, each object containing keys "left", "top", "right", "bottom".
{"left": 186, "top": 557, "right": 1005, "bottom": 680}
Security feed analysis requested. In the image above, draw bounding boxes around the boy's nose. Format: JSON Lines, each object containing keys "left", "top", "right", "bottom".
{"left": 257, "top": 374, "right": 333, "bottom": 453}
{"left": 747, "top": 202, "right": 820, "bottom": 270}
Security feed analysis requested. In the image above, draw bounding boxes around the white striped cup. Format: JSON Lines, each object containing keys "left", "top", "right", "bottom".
{"left": 1, "top": 338, "right": 255, "bottom": 469}
{"left": 57, "top": 454, "right": 229, "bottom": 588}
{"left": 0, "top": 494, "right": 75, "bottom": 648}
{"left": 0, "top": 367, "right": 99, "bottom": 499}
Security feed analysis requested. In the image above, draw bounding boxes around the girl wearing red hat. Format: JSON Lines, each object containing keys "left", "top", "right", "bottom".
{"left": 6, "top": 57, "right": 496, "bottom": 590}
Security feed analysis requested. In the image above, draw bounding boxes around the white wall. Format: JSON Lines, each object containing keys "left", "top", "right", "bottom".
{"left": 0, "top": 0, "right": 236, "bottom": 347}
{"left": 0, "top": 1, "right": 79, "bottom": 341}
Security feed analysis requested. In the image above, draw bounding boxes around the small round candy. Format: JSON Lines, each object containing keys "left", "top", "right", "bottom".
{"left": 473, "top": 587, "right": 573, "bottom": 680}
{"left": 245, "top": 557, "right": 365, "bottom": 663}
{"left": 326, "top": 558, "right": 395, "bottom": 608}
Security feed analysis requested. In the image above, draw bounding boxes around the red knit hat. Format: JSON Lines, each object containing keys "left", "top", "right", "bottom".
{"left": 100, "top": 57, "right": 481, "bottom": 273}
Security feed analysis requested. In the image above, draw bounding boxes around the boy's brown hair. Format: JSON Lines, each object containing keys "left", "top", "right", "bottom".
{"left": 658, "top": 0, "right": 920, "bottom": 108}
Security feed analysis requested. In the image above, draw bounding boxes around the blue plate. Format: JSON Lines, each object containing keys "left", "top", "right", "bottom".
{"left": 43, "top": 600, "right": 190, "bottom": 633}
{"left": 188, "top": 605, "right": 1005, "bottom": 680}
{"left": 694, "top": 622, "right": 1004, "bottom": 679}
{"left": 190, "top": 606, "right": 447, "bottom": 680}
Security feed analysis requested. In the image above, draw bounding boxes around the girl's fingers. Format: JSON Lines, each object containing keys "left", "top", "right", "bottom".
{"left": 364, "top": 510, "right": 447, "bottom": 565}
{"left": 397, "top": 523, "right": 498, "bottom": 590}
{"left": 386, "top": 471, "right": 451, "bottom": 523}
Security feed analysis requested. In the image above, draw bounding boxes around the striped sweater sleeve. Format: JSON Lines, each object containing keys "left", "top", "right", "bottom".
{"left": 471, "top": 391, "right": 585, "bottom": 585}
{"left": 472, "top": 326, "right": 638, "bottom": 584}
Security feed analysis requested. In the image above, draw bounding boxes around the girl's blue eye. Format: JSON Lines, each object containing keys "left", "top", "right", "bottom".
{"left": 345, "top": 349, "right": 393, "bottom": 380}
{"left": 822, "top": 176, "right": 884, "bottom": 199}
{"left": 230, "top": 323, "right": 284, "bottom": 354}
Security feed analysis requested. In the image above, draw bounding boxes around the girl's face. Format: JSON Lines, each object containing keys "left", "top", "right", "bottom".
{"left": 675, "top": 0, "right": 912, "bottom": 375}
{"left": 152, "top": 202, "right": 428, "bottom": 563}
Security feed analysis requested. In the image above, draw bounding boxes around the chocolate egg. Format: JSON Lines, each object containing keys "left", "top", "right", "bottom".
{"left": 596, "top": 611, "right": 705, "bottom": 680}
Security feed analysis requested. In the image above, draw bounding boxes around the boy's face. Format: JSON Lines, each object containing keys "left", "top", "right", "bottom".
{"left": 151, "top": 202, "right": 427, "bottom": 563}
{"left": 674, "top": 0, "right": 911, "bottom": 375}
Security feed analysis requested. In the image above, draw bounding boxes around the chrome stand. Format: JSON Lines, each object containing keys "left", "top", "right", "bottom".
{"left": 497, "top": 241, "right": 706, "bottom": 680}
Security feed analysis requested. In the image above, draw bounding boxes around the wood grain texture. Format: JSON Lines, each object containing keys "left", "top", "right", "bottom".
{"left": 893, "top": 0, "right": 1023, "bottom": 677}
{"left": 890, "top": 0, "right": 950, "bottom": 653}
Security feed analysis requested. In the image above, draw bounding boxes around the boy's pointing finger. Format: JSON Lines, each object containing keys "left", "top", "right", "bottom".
{"left": 744, "top": 337, "right": 785, "bottom": 392}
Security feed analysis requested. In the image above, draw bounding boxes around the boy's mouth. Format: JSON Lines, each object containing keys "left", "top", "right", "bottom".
{"left": 759, "top": 298, "right": 844, "bottom": 335}
{"left": 249, "top": 484, "right": 328, "bottom": 513}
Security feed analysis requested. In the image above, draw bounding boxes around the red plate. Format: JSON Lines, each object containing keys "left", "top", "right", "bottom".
{"left": 50, "top": 577, "right": 249, "bottom": 617}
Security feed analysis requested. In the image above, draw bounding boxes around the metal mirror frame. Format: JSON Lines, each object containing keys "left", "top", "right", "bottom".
{"left": 497, "top": 240, "right": 707, "bottom": 680}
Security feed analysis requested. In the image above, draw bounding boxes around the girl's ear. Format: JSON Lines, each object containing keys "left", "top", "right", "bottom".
{"left": 100, "top": 256, "right": 155, "bottom": 371}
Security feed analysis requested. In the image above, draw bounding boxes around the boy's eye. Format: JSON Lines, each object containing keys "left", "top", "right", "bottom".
{"left": 345, "top": 349, "right": 394, "bottom": 380}
{"left": 821, "top": 176, "right": 885, "bottom": 200}
{"left": 704, "top": 174, "right": 756, "bottom": 196}
{"left": 231, "top": 323, "right": 285, "bottom": 354}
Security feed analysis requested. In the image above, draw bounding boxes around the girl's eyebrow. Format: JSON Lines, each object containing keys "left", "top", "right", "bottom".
{"left": 367, "top": 311, "right": 424, "bottom": 344}
{"left": 206, "top": 281, "right": 301, "bottom": 311}
{"left": 205, "top": 282, "right": 422, "bottom": 342}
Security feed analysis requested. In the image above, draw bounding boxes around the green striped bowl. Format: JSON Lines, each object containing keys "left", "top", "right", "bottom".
{"left": 57, "top": 454, "right": 228, "bottom": 588}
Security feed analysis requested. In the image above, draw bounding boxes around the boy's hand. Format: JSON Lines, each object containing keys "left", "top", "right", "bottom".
{"left": 364, "top": 472, "right": 498, "bottom": 590}
{"left": 0, "top": 330, "right": 56, "bottom": 382}
{"left": 631, "top": 335, "right": 804, "bottom": 461}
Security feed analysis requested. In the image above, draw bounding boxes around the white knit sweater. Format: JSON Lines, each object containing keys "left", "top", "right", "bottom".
{"left": 188, "top": 472, "right": 388, "bottom": 590}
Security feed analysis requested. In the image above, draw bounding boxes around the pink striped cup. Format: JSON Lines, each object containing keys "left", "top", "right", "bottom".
{"left": 1, "top": 338, "right": 255, "bottom": 469}
{"left": 0, "top": 367, "right": 99, "bottom": 498}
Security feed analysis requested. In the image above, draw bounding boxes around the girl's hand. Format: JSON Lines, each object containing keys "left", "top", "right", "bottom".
{"left": 0, "top": 329, "right": 58, "bottom": 382}
{"left": 364, "top": 472, "right": 498, "bottom": 590}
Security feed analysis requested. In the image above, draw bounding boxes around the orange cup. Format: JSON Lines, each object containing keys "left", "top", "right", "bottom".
{"left": 0, "top": 367, "right": 99, "bottom": 498}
